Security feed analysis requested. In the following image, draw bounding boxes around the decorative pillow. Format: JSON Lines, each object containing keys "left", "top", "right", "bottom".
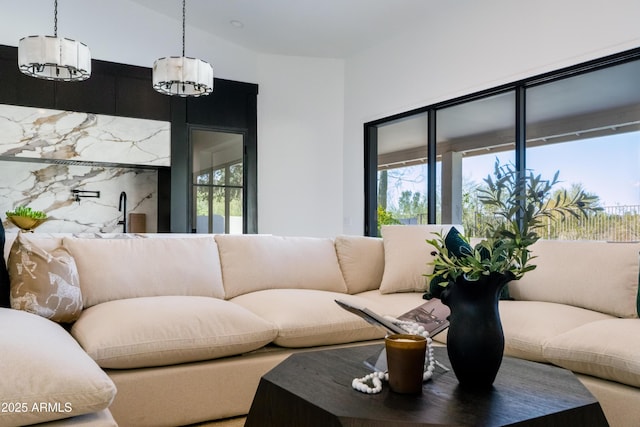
{"left": 8, "top": 232, "right": 82, "bottom": 323}
{"left": 379, "top": 225, "right": 460, "bottom": 294}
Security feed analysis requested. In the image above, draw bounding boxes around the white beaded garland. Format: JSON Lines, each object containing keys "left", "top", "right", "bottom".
{"left": 351, "top": 319, "right": 439, "bottom": 394}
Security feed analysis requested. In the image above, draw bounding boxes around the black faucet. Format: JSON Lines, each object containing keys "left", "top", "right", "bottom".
{"left": 118, "top": 191, "right": 127, "bottom": 233}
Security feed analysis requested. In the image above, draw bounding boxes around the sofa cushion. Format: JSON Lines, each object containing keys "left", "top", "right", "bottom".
{"left": 335, "top": 235, "right": 384, "bottom": 294}
{"left": 379, "top": 225, "right": 460, "bottom": 294}
{"left": 215, "top": 235, "right": 348, "bottom": 299}
{"left": 71, "top": 296, "right": 278, "bottom": 369}
{"left": 498, "top": 300, "right": 614, "bottom": 362}
{"left": 63, "top": 237, "right": 225, "bottom": 307}
{"left": 543, "top": 319, "right": 640, "bottom": 388}
{"left": 0, "top": 308, "right": 116, "bottom": 427}
{"left": 509, "top": 240, "right": 640, "bottom": 318}
{"left": 231, "top": 289, "right": 387, "bottom": 347}
{"left": 8, "top": 232, "right": 82, "bottom": 323}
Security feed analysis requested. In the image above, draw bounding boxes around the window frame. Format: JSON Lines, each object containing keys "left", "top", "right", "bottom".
{"left": 364, "top": 46, "right": 640, "bottom": 237}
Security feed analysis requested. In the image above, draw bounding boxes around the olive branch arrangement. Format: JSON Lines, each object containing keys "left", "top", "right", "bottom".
{"left": 426, "top": 160, "right": 601, "bottom": 287}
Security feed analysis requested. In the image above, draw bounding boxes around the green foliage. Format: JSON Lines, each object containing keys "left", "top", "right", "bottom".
{"left": 427, "top": 160, "right": 602, "bottom": 284}
{"left": 377, "top": 206, "right": 401, "bottom": 235}
{"left": 6, "top": 206, "right": 47, "bottom": 219}
{"left": 397, "top": 191, "right": 427, "bottom": 218}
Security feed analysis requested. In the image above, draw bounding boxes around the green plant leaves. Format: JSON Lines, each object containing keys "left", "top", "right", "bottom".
{"left": 426, "top": 159, "right": 601, "bottom": 286}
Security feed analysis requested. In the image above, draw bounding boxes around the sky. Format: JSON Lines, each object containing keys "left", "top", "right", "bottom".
{"left": 384, "top": 131, "right": 640, "bottom": 208}
{"left": 464, "top": 132, "right": 640, "bottom": 207}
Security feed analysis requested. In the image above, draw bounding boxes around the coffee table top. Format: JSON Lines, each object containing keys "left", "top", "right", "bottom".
{"left": 246, "top": 344, "right": 609, "bottom": 427}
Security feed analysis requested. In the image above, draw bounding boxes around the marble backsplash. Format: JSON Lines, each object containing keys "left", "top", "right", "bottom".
{"left": 0, "top": 160, "right": 158, "bottom": 233}
{"left": 0, "top": 104, "right": 170, "bottom": 167}
{"left": 0, "top": 104, "right": 169, "bottom": 233}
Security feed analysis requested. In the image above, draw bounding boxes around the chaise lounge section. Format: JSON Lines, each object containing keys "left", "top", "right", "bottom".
{"left": 1, "top": 226, "right": 639, "bottom": 426}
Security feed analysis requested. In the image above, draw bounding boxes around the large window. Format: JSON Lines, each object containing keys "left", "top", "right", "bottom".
{"left": 365, "top": 48, "right": 640, "bottom": 241}
{"left": 526, "top": 60, "right": 640, "bottom": 241}
{"left": 376, "top": 113, "right": 429, "bottom": 233}
{"left": 436, "top": 91, "right": 515, "bottom": 234}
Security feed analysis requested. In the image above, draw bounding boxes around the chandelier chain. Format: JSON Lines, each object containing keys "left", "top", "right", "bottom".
{"left": 182, "top": 0, "right": 186, "bottom": 57}
{"left": 54, "top": 0, "right": 58, "bottom": 37}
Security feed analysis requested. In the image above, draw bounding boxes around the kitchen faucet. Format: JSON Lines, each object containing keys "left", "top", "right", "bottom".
{"left": 117, "top": 191, "right": 127, "bottom": 233}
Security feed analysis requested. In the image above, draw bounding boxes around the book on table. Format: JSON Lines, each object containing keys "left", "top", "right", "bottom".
{"left": 334, "top": 298, "right": 450, "bottom": 337}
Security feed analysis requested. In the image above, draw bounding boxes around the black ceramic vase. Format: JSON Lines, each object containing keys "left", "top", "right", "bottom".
{"left": 440, "top": 271, "right": 514, "bottom": 389}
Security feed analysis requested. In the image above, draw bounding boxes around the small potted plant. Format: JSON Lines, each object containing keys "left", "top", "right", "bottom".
{"left": 425, "top": 160, "right": 601, "bottom": 389}
{"left": 6, "top": 206, "right": 48, "bottom": 232}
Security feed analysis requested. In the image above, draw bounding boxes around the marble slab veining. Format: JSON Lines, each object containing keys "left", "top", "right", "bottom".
{"left": 0, "top": 104, "right": 170, "bottom": 167}
{"left": 0, "top": 160, "right": 158, "bottom": 233}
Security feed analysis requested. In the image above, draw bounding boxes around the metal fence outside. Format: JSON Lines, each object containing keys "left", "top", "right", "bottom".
{"left": 405, "top": 205, "right": 640, "bottom": 242}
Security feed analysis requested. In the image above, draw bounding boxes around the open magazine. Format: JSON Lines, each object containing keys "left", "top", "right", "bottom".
{"left": 335, "top": 298, "right": 451, "bottom": 372}
{"left": 335, "top": 298, "right": 450, "bottom": 337}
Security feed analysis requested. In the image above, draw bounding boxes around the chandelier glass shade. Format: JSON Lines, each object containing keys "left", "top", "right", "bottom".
{"left": 17, "top": 0, "right": 91, "bottom": 82}
{"left": 18, "top": 35, "right": 91, "bottom": 81}
{"left": 152, "top": 0, "right": 213, "bottom": 97}
{"left": 153, "top": 56, "right": 213, "bottom": 97}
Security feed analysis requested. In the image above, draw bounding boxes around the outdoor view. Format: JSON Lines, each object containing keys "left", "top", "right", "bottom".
{"left": 375, "top": 58, "right": 640, "bottom": 242}
{"left": 192, "top": 130, "right": 244, "bottom": 234}
{"left": 377, "top": 131, "right": 640, "bottom": 241}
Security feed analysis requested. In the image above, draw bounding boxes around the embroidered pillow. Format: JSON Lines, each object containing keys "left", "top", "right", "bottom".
{"left": 8, "top": 232, "right": 82, "bottom": 323}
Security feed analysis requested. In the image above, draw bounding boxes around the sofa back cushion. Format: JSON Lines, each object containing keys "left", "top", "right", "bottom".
{"left": 63, "top": 236, "right": 225, "bottom": 307}
{"left": 509, "top": 240, "right": 640, "bottom": 318}
{"left": 379, "top": 225, "right": 461, "bottom": 294}
{"left": 335, "top": 235, "right": 384, "bottom": 294}
{"left": 215, "top": 235, "right": 348, "bottom": 299}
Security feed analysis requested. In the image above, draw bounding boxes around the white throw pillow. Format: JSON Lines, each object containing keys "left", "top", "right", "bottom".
{"left": 379, "top": 225, "right": 460, "bottom": 294}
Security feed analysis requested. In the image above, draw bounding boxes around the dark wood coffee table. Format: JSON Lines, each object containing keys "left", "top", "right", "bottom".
{"left": 245, "top": 345, "right": 609, "bottom": 427}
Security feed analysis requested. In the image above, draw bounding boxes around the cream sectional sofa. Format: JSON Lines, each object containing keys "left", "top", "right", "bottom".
{"left": 1, "top": 227, "right": 639, "bottom": 427}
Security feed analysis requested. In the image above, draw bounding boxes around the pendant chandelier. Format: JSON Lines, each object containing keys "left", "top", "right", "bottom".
{"left": 153, "top": 0, "right": 214, "bottom": 97}
{"left": 18, "top": 0, "right": 91, "bottom": 81}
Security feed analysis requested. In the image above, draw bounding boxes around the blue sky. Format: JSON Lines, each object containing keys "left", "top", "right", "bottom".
{"left": 384, "top": 131, "right": 640, "bottom": 208}
{"left": 463, "top": 132, "right": 640, "bottom": 207}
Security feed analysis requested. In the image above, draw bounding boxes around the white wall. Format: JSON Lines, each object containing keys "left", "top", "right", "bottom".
{"left": 256, "top": 54, "right": 345, "bottom": 236}
{"left": 342, "top": 0, "right": 640, "bottom": 235}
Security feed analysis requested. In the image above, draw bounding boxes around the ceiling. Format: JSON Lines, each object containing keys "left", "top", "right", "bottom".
{"left": 129, "top": 0, "right": 434, "bottom": 58}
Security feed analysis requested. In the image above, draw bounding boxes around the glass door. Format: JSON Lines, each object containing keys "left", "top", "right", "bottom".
{"left": 191, "top": 129, "right": 244, "bottom": 234}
